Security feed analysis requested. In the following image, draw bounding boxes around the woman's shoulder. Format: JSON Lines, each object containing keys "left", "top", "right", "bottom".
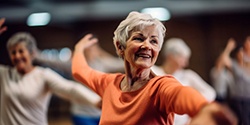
{"left": 0, "top": 64, "right": 8, "bottom": 70}
{"left": 106, "top": 72, "right": 124, "bottom": 82}
{"left": 0, "top": 64, "right": 13, "bottom": 73}
{"left": 33, "top": 66, "right": 57, "bottom": 75}
{"left": 151, "top": 75, "right": 182, "bottom": 86}
{"left": 32, "top": 66, "right": 66, "bottom": 82}
{"left": 146, "top": 75, "right": 183, "bottom": 96}
{"left": 154, "top": 74, "right": 176, "bottom": 80}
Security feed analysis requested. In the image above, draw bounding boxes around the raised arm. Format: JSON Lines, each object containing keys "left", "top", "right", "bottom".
{"left": 72, "top": 34, "right": 98, "bottom": 85}
{"left": 210, "top": 38, "right": 236, "bottom": 100}
{"left": 72, "top": 34, "right": 111, "bottom": 96}
{"left": 215, "top": 38, "right": 236, "bottom": 71}
{"left": 0, "top": 18, "right": 7, "bottom": 35}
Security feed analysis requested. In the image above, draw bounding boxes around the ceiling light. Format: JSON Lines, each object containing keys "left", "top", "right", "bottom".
{"left": 59, "top": 47, "right": 72, "bottom": 62}
{"left": 141, "top": 7, "right": 171, "bottom": 21}
{"left": 27, "top": 12, "right": 51, "bottom": 26}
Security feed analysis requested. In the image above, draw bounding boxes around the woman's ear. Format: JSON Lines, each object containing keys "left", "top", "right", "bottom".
{"left": 115, "top": 41, "right": 124, "bottom": 57}
{"left": 116, "top": 42, "right": 124, "bottom": 50}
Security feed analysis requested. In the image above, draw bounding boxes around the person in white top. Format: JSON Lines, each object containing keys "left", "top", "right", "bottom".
{"left": 33, "top": 36, "right": 124, "bottom": 125}
{"left": 0, "top": 22, "right": 101, "bottom": 125}
{"left": 151, "top": 38, "right": 216, "bottom": 125}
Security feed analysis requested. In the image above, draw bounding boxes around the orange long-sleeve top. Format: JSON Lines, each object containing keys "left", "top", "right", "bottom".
{"left": 72, "top": 52, "right": 208, "bottom": 125}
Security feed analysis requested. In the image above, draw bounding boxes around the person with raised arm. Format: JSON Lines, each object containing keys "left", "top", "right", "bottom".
{"left": 0, "top": 19, "right": 100, "bottom": 125}
{"left": 72, "top": 11, "right": 237, "bottom": 125}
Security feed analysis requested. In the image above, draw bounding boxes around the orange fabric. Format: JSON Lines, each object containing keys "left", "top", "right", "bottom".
{"left": 72, "top": 52, "right": 208, "bottom": 125}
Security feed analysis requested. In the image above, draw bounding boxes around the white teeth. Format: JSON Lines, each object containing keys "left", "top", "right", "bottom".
{"left": 137, "top": 54, "right": 151, "bottom": 58}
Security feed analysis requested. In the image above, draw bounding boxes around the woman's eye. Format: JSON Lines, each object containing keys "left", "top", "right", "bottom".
{"left": 151, "top": 40, "right": 158, "bottom": 44}
{"left": 19, "top": 50, "right": 24, "bottom": 54}
{"left": 11, "top": 51, "right": 16, "bottom": 55}
{"left": 133, "top": 37, "right": 144, "bottom": 41}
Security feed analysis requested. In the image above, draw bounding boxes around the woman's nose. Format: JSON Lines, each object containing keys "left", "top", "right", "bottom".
{"left": 14, "top": 52, "right": 21, "bottom": 58}
{"left": 141, "top": 39, "right": 151, "bottom": 49}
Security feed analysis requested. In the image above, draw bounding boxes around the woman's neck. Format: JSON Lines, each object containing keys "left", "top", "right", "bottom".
{"left": 17, "top": 65, "right": 35, "bottom": 75}
{"left": 121, "top": 65, "right": 152, "bottom": 92}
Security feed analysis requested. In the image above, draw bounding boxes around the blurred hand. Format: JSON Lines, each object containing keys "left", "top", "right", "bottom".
{"left": 189, "top": 102, "right": 238, "bottom": 125}
{"left": 74, "top": 34, "right": 98, "bottom": 53}
{"left": 0, "top": 18, "right": 7, "bottom": 35}
{"left": 222, "top": 38, "right": 236, "bottom": 68}
{"left": 225, "top": 38, "right": 236, "bottom": 53}
{"left": 215, "top": 38, "right": 236, "bottom": 71}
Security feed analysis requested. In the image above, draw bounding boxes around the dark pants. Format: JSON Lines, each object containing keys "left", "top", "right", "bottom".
{"left": 229, "top": 98, "right": 250, "bottom": 125}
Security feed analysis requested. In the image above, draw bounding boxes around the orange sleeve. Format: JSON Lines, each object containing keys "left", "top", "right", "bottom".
{"left": 157, "top": 76, "right": 208, "bottom": 117}
{"left": 71, "top": 52, "right": 115, "bottom": 97}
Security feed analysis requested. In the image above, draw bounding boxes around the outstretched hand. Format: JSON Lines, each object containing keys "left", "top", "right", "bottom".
{"left": 0, "top": 18, "right": 7, "bottom": 35}
{"left": 74, "top": 34, "right": 98, "bottom": 53}
{"left": 189, "top": 102, "right": 238, "bottom": 125}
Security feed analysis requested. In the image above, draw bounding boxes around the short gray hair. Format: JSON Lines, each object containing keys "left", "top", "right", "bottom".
{"left": 7, "top": 32, "right": 37, "bottom": 54}
{"left": 163, "top": 38, "right": 191, "bottom": 58}
{"left": 113, "top": 11, "right": 166, "bottom": 57}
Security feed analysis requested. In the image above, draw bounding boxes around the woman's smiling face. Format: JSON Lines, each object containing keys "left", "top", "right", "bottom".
{"left": 123, "top": 25, "right": 162, "bottom": 69}
{"left": 8, "top": 42, "right": 34, "bottom": 74}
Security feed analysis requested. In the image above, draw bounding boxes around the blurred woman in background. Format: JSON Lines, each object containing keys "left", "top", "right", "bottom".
{"left": 211, "top": 37, "right": 250, "bottom": 125}
{"left": 0, "top": 20, "right": 100, "bottom": 125}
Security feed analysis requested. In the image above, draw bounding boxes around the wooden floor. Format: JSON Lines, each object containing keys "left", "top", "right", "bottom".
{"left": 48, "top": 116, "right": 73, "bottom": 125}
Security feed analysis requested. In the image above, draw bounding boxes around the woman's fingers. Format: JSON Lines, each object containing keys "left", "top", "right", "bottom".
{"left": 0, "top": 18, "right": 7, "bottom": 34}
{"left": 75, "top": 34, "right": 98, "bottom": 52}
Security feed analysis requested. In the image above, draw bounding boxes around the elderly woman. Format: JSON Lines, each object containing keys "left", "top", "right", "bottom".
{"left": 0, "top": 31, "right": 100, "bottom": 125}
{"left": 72, "top": 11, "right": 237, "bottom": 125}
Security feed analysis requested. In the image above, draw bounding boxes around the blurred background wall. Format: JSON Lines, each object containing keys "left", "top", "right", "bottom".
{"left": 1, "top": 0, "right": 250, "bottom": 124}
